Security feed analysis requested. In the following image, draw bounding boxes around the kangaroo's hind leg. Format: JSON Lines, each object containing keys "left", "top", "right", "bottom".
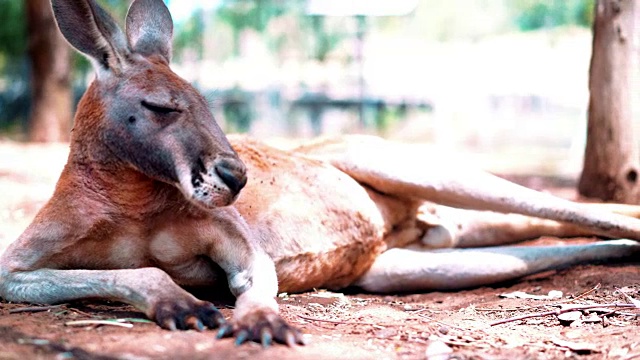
{"left": 298, "top": 136, "right": 640, "bottom": 241}
{"left": 418, "top": 202, "right": 640, "bottom": 248}
{"left": 355, "top": 240, "right": 640, "bottom": 293}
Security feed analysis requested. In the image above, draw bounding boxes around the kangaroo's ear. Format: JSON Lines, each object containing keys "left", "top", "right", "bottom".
{"left": 125, "top": 0, "right": 174, "bottom": 64}
{"left": 51, "top": 0, "right": 130, "bottom": 76}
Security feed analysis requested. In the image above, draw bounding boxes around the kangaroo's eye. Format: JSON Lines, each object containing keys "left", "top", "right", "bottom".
{"left": 141, "top": 100, "right": 180, "bottom": 115}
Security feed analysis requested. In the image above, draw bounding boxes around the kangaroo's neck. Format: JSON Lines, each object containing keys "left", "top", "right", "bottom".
{"left": 61, "top": 155, "right": 177, "bottom": 219}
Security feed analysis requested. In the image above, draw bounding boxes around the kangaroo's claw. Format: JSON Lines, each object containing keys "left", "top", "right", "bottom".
{"left": 153, "top": 299, "right": 227, "bottom": 331}
{"left": 218, "top": 309, "right": 305, "bottom": 347}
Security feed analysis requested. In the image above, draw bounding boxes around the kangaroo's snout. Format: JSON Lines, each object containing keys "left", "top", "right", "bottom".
{"left": 215, "top": 158, "right": 247, "bottom": 196}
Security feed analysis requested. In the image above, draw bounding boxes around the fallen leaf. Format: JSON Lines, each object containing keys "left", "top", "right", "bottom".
{"left": 608, "top": 346, "right": 629, "bottom": 358}
{"left": 500, "top": 290, "right": 563, "bottom": 300}
{"left": 551, "top": 337, "right": 599, "bottom": 353}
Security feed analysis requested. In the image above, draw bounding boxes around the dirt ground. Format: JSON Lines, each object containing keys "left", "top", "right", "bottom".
{"left": 1, "top": 141, "right": 639, "bottom": 360}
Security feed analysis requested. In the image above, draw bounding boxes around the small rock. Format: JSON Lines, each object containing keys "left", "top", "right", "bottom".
{"left": 438, "top": 326, "right": 449, "bottom": 335}
{"left": 374, "top": 327, "right": 397, "bottom": 339}
{"left": 569, "top": 319, "right": 583, "bottom": 328}
{"left": 558, "top": 311, "right": 582, "bottom": 325}
{"left": 548, "top": 290, "right": 563, "bottom": 299}
{"left": 582, "top": 314, "right": 602, "bottom": 323}
{"left": 309, "top": 291, "right": 347, "bottom": 306}
{"left": 55, "top": 352, "right": 74, "bottom": 360}
{"left": 424, "top": 340, "right": 453, "bottom": 360}
{"left": 194, "top": 342, "right": 213, "bottom": 351}
{"left": 561, "top": 329, "right": 584, "bottom": 339}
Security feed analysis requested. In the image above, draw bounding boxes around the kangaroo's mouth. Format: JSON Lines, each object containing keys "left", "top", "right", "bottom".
{"left": 176, "top": 156, "right": 247, "bottom": 209}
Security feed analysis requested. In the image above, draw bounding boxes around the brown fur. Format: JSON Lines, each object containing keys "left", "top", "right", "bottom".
{"left": 3, "top": 0, "right": 640, "bottom": 348}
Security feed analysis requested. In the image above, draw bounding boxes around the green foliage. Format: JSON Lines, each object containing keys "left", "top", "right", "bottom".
{"left": 169, "top": 1, "right": 346, "bottom": 63}
{"left": 576, "top": 0, "right": 595, "bottom": 26}
{"left": 217, "top": 0, "right": 286, "bottom": 33}
{"left": 307, "top": 16, "right": 346, "bottom": 62}
{"left": 215, "top": 0, "right": 289, "bottom": 57}
{"left": 0, "top": 0, "right": 26, "bottom": 74}
{"left": 0, "top": 0, "right": 129, "bottom": 78}
{"left": 512, "top": 0, "right": 594, "bottom": 31}
{"left": 174, "top": 8, "right": 205, "bottom": 60}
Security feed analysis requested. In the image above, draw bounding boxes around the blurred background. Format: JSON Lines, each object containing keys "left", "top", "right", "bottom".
{"left": 0, "top": 0, "right": 617, "bottom": 176}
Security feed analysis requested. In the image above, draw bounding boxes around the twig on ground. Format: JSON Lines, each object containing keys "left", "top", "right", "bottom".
{"left": 64, "top": 319, "right": 134, "bottom": 328}
{"left": 117, "top": 317, "right": 153, "bottom": 323}
{"left": 478, "top": 284, "right": 603, "bottom": 313}
{"left": 617, "top": 312, "right": 640, "bottom": 317}
{"left": 440, "top": 339, "right": 491, "bottom": 349}
{"left": 559, "top": 283, "right": 601, "bottom": 304}
{"left": 523, "top": 342, "right": 568, "bottom": 352}
{"left": 297, "top": 314, "right": 430, "bottom": 331}
{"left": 599, "top": 310, "right": 619, "bottom": 319}
{"left": 297, "top": 314, "right": 381, "bottom": 326}
{"left": 416, "top": 313, "right": 467, "bottom": 331}
{"left": 403, "top": 306, "right": 432, "bottom": 314}
{"left": 476, "top": 307, "right": 522, "bottom": 312}
{"left": 490, "top": 303, "right": 637, "bottom": 326}
{"left": 64, "top": 307, "right": 97, "bottom": 318}
{"left": 9, "top": 304, "right": 65, "bottom": 314}
{"left": 616, "top": 287, "right": 640, "bottom": 307}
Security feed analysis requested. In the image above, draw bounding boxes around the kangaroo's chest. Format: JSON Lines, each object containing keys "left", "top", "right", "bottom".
{"left": 48, "top": 214, "right": 219, "bottom": 287}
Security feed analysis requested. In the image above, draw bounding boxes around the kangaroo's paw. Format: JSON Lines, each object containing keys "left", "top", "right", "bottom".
{"left": 217, "top": 308, "right": 305, "bottom": 347}
{"left": 152, "top": 298, "right": 227, "bottom": 331}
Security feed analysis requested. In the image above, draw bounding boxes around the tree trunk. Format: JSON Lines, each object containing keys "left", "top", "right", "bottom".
{"left": 25, "top": 0, "right": 72, "bottom": 142}
{"left": 578, "top": 0, "right": 640, "bottom": 203}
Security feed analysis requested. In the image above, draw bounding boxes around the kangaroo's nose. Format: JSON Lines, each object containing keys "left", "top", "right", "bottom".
{"left": 215, "top": 160, "right": 247, "bottom": 195}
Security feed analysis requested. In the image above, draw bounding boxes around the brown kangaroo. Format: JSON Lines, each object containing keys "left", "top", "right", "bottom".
{"left": 2, "top": 0, "right": 640, "bottom": 347}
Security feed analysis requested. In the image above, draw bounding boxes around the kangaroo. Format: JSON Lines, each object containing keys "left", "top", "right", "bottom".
{"left": 2, "top": 0, "right": 640, "bottom": 347}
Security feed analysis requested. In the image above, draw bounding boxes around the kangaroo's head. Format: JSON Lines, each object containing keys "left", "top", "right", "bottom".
{"left": 51, "top": 0, "right": 246, "bottom": 209}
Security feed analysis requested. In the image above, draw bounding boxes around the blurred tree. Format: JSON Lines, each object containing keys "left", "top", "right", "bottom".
{"left": 0, "top": 0, "right": 26, "bottom": 71}
{"left": 217, "top": 0, "right": 286, "bottom": 57}
{"left": 207, "top": 1, "right": 347, "bottom": 132}
{"left": 512, "top": 0, "right": 595, "bottom": 30}
{"left": 578, "top": 0, "right": 640, "bottom": 203}
{"left": 0, "top": 0, "right": 28, "bottom": 131}
{"left": 213, "top": 1, "right": 344, "bottom": 61}
{"left": 25, "top": 0, "right": 72, "bottom": 142}
{"left": 23, "top": 0, "right": 129, "bottom": 142}
{"left": 174, "top": 8, "right": 205, "bottom": 61}
{"left": 309, "top": 16, "right": 345, "bottom": 62}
